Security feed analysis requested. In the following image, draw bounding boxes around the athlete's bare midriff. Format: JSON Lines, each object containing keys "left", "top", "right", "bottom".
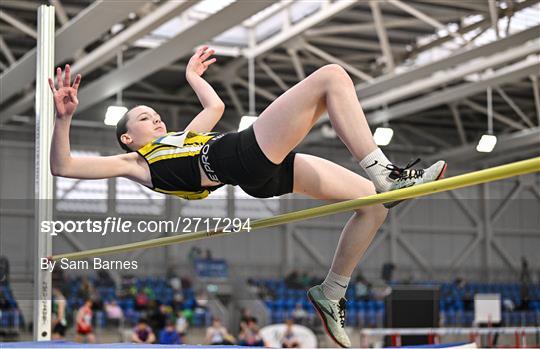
{"left": 130, "top": 152, "right": 222, "bottom": 189}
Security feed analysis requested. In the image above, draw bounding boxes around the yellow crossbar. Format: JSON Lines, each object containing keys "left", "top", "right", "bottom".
{"left": 51, "top": 157, "right": 540, "bottom": 261}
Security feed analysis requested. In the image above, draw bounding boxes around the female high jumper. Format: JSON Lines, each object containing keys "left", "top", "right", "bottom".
{"left": 49, "top": 46, "right": 446, "bottom": 347}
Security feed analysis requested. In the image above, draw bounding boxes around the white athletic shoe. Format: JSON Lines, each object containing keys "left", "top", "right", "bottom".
{"left": 308, "top": 285, "right": 351, "bottom": 348}
{"left": 384, "top": 159, "right": 447, "bottom": 208}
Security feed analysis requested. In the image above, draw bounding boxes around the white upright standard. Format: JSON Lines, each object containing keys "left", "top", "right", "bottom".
{"left": 33, "top": 4, "right": 55, "bottom": 341}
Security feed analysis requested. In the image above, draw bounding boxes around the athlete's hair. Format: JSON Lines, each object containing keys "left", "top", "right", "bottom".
{"left": 115, "top": 112, "right": 132, "bottom": 152}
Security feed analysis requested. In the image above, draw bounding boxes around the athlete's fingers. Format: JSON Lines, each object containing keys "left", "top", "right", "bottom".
{"left": 68, "top": 89, "right": 79, "bottom": 105}
{"left": 64, "top": 64, "right": 71, "bottom": 87}
{"left": 197, "top": 45, "right": 209, "bottom": 57}
{"left": 56, "top": 67, "right": 63, "bottom": 88}
{"left": 48, "top": 77, "right": 57, "bottom": 93}
{"left": 200, "top": 49, "right": 215, "bottom": 62}
{"left": 72, "top": 74, "right": 82, "bottom": 91}
{"left": 204, "top": 58, "right": 217, "bottom": 67}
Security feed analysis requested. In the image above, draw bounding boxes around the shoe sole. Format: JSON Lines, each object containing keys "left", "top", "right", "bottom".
{"left": 307, "top": 291, "right": 349, "bottom": 348}
{"left": 383, "top": 162, "right": 448, "bottom": 209}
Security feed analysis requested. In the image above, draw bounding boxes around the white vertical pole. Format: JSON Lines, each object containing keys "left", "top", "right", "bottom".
{"left": 34, "top": 4, "right": 55, "bottom": 341}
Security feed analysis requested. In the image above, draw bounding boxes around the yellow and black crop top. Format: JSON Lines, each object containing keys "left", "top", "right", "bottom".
{"left": 137, "top": 130, "right": 224, "bottom": 200}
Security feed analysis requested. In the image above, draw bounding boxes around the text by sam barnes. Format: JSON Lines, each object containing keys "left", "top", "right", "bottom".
{"left": 41, "top": 258, "right": 137, "bottom": 272}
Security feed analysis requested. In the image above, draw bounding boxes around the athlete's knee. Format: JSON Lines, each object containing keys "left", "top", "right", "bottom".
{"left": 354, "top": 204, "right": 388, "bottom": 223}
{"left": 317, "top": 64, "right": 351, "bottom": 85}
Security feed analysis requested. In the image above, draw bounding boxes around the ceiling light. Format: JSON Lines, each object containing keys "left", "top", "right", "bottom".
{"left": 476, "top": 134, "right": 497, "bottom": 153}
{"left": 104, "top": 106, "right": 128, "bottom": 126}
{"left": 373, "top": 127, "right": 394, "bottom": 146}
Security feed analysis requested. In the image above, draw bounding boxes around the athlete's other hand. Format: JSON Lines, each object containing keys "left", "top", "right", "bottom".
{"left": 48, "top": 64, "right": 81, "bottom": 119}
{"left": 186, "top": 45, "right": 216, "bottom": 77}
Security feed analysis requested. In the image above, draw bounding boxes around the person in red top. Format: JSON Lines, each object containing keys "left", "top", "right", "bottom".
{"left": 75, "top": 299, "right": 96, "bottom": 343}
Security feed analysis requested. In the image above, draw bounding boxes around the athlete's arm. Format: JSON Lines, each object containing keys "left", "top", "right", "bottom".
{"left": 184, "top": 46, "right": 225, "bottom": 133}
{"left": 49, "top": 65, "right": 137, "bottom": 180}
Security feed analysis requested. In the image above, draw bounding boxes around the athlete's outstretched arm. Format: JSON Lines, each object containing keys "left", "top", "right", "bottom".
{"left": 49, "top": 65, "right": 137, "bottom": 180}
{"left": 184, "top": 46, "right": 225, "bottom": 133}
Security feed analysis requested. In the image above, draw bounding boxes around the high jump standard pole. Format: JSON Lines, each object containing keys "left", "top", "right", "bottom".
{"left": 34, "top": 4, "right": 55, "bottom": 341}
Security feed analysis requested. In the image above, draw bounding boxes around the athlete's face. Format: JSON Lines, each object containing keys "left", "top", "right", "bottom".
{"left": 122, "top": 105, "right": 168, "bottom": 150}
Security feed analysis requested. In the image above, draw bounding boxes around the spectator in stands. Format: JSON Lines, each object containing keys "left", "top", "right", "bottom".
{"left": 354, "top": 271, "right": 372, "bottom": 300}
{"left": 132, "top": 318, "right": 156, "bottom": 344}
{"left": 52, "top": 268, "right": 67, "bottom": 296}
{"left": 281, "top": 319, "right": 300, "bottom": 348}
{"left": 285, "top": 270, "right": 302, "bottom": 289}
{"left": 521, "top": 257, "right": 532, "bottom": 284}
{"left": 259, "top": 283, "right": 275, "bottom": 301}
{"left": 172, "top": 292, "right": 184, "bottom": 313}
{"left": 149, "top": 302, "right": 169, "bottom": 333}
{"left": 182, "top": 308, "right": 194, "bottom": 325}
{"left": 300, "top": 272, "right": 313, "bottom": 289}
{"left": 371, "top": 282, "right": 392, "bottom": 300}
{"left": 381, "top": 262, "right": 395, "bottom": 284}
{"left": 454, "top": 277, "right": 473, "bottom": 311}
{"left": 188, "top": 246, "right": 202, "bottom": 264}
{"left": 291, "top": 303, "right": 308, "bottom": 325}
{"left": 181, "top": 276, "right": 192, "bottom": 289}
{"left": 0, "top": 290, "right": 9, "bottom": 310}
{"left": 96, "top": 270, "right": 115, "bottom": 288}
{"left": 90, "top": 292, "right": 104, "bottom": 313}
{"left": 143, "top": 285, "right": 156, "bottom": 301}
{"left": 51, "top": 288, "right": 67, "bottom": 340}
{"left": 247, "top": 278, "right": 261, "bottom": 296}
{"left": 159, "top": 320, "right": 181, "bottom": 344}
{"left": 520, "top": 257, "right": 531, "bottom": 310}
{"left": 135, "top": 290, "right": 149, "bottom": 311}
{"left": 168, "top": 270, "right": 182, "bottom": 293}
{"left": 175, "top": 311, "right": 189, "bottom": 339}
{"left": 119, "top": 276, "right": 137, "bottom": 301}
{"left": 77, "top": 276, "right": 94, "bottom": 300}
{"left": 238, "top": 317, "right": 265, "bottom": 347}
{"left": 75, "top": 299, "right": 96, "bottom": 343}
{"left": 195, "top": 290, "right": 209, "bottom": 313}
{"left": 240, "top": 307, "right": 253, "bottom": 325}
{"left": 0, "top": 255, "right": 9, "bottom": 286}
{"left": 206, "top": 318, "right": 235, "bottom": 345}
{"left": 104, "top": 300, "right": 123, "bottom": 327}
{"left": 502, "top": 298, "right": 515, "bottom": 311}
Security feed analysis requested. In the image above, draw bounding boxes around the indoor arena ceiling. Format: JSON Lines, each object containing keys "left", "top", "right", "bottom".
{"left": 0, "top": 0, "right": 539, "bottom": 165}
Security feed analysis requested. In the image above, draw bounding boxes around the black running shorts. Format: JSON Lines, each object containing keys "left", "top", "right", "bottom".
{"left": 204, "top": 126, "right": 296, "bottom": 198}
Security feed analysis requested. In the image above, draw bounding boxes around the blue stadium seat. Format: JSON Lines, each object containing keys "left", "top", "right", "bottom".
{"left": 366, "top": 310, "right": 377, "bottom": 327}
{"left": 443, "top": 310, "right": 452, "bottom": 326}
{"left": 346, "top": 308, "right": 357, "bottom": 326}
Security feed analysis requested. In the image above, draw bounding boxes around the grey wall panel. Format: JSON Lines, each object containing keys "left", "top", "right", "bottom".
{"left": 0, "top": 215, "right": 34, "bottom": 275}
{"left": 0, "top": 144, "right": 34, "bottom": 199}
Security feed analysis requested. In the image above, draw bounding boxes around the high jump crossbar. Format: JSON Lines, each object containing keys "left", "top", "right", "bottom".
{"left": 51, "top": 157, "right": 540, "bottom": 261}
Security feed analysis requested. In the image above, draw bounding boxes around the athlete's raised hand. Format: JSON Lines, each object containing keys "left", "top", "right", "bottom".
{"left": 48, "top": 64, "right": 81, "bottom": 119}
{"left": 186, "top": 45, "right": 216, "bottom": 77}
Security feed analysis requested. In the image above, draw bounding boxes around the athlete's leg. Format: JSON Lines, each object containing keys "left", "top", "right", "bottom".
{"left": 293, "top": 154, "right": 386, "bottom": 348}
{"left": 293, "top": 153, "right": 387, "bottom": 277}
{"left": 253, "top": 64, "right": 376, "bottom": 164}
{"left": 253, "top": 63, "right": 447, "bottom": 200}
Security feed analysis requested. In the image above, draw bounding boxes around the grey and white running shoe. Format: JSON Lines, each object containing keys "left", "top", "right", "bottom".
{"left": 384, "top": 159, "right": 447, "bottom": 208}
{"left": 307, "top": 285, "right": 351, "bottom": 348}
